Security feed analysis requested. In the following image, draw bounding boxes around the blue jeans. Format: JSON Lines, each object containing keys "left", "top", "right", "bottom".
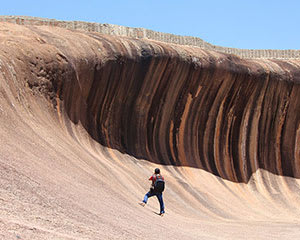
{"left": 143, "top": 190, "right": 165, "bottom": 214}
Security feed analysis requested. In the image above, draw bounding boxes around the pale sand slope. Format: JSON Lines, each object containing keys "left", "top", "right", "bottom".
{"left": 1, "top": 22, "right": 300, "bottom": 239}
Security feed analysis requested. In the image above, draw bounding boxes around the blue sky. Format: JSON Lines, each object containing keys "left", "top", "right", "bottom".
{"left": 1, "top": 0, "right": 299, "bottom": 50}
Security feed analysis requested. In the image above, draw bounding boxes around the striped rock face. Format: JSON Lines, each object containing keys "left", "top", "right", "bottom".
{"left": 1, "top": 22, "right": 300, "bottom": 239}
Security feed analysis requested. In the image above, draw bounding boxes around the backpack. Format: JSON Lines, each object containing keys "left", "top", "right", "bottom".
{"left": 154, "top": 175, "right": 165, "bottom": 193}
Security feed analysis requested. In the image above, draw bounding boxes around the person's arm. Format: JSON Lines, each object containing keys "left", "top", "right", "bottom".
{"left": 149, "top": 175, "right": 155, "bottom": 189}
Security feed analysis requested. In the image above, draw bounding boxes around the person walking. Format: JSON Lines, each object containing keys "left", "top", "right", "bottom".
{"left": 140, "top": 168, "right": 165, "bottom": 216}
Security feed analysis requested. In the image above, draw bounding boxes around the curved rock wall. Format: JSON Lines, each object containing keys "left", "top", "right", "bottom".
{"left": 1, "top": 22, "right": 300, "bottom": 184}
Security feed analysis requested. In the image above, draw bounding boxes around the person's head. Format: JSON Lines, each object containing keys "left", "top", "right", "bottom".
{"left": 155, "top": 168, "right": 160, "bottom": 174}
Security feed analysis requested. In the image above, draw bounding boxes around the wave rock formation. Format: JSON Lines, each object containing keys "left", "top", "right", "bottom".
{"left": 1, "top": 19, "right": 300, "bottom": 239}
